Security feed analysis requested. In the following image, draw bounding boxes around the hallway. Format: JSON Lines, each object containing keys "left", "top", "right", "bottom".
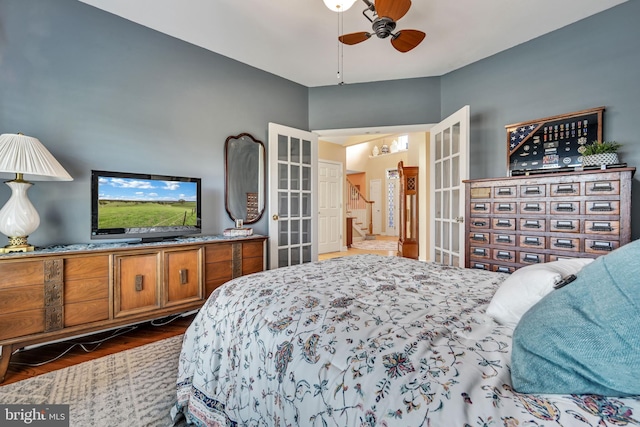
{"left": 318, "top": 235, "right": 398, "bottom": 260}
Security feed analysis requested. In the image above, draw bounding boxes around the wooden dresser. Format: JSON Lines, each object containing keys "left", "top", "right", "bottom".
{"left": 464, "top": 168, "right": 634, "bottom": 273}
{"left": 0, "top": 235, "right": 266, "bottom": 382}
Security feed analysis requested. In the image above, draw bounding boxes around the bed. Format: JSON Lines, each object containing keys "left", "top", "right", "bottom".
{"left": 171, "top": 253, "right": 640, "bottom": 426}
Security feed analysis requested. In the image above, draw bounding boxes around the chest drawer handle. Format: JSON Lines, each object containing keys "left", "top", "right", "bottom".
{"left": 496, "top": 266, "right": 512, "bottom": 273}
{"left": 524, "top": 187, "right": 541, "bottom": 195}
{"left": 555, "top": 221, "right": 575, "bottom": 230}
{"left": 474, "top": 203, "right": 488, "bottom": 211}
{"left": 497, "top": 204, "right": 512, "bottom": 211}
{"left": 524, "top": 254, "right": 541, "bottom": 263}
{"left": 590, "top": 202, "right": 613, "bottom": 212}
{"left": 473, "top": 248, "right": 487, "bottom": 256}
{"left": 472, "top": 263, "right": 487, "bottom": 270}
{"left": 590, "top": 222, "right": 613, "bottom": 232}
{"left": 497, "top": 188, "right": 512, "bottom": 195}
{"left": 556, "top": 185, "right": 576, "bottom": 194}
{"left": 523, "top": 221, "right": 541, "bottom": 229}
{"left": 135, "top": 274, "right": 144, "bottom": 292}
{"left": 553, "top": 239, "right": 575, "bottom": 248}
{"left": 472, "top": 221, "right": 487, "bottom": 227}
{"left": 523, "top": 203, "right": 541, "bottom": 211}
{"left": 496, "top": 220, "right": 512, "bottom": 227}
{"left": 495, "top": 235, "right": 512, "bottom": 243}
{"left": 555, "top": 203, "right": 575, "bottom": 212}
{"left": 472, "top": 234, "right": 487, "bottom": 241}
{"left": 496, "top": 251, "right": 512, "bottom": 260}
{"left": 591, "top": 182, "right": 614, "bottom": 192}
{"left": 591, "top": 241, "right": 613, "bottom": 251}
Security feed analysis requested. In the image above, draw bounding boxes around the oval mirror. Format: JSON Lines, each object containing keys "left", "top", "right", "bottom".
{"left": 224, "top": 133, "right": 266, "bottom": 224}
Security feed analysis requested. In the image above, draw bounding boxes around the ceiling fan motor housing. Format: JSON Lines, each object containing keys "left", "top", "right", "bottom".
{"left": 372, "top": 17, "right": 396, "bottom": 39}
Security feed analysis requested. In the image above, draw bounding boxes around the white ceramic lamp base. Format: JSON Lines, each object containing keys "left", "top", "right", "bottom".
{"left": 0, "top": 180, "right": 40, "bottom": 253}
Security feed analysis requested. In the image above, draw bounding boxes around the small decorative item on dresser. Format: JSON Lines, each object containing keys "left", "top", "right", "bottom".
{"left": 581, "top": 140, "right": 621, "bottom": 167}
{"left": 381, "top": 144, "right": 390, "bottom": 154}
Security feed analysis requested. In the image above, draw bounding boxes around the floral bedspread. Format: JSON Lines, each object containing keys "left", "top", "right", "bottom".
{"left": 172, "top": 254, "right": 640, "bottom": 427}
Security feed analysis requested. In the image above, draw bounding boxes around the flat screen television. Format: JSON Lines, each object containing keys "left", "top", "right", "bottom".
{"left": 91, "top": 170, "right": 202, "bottom": 242}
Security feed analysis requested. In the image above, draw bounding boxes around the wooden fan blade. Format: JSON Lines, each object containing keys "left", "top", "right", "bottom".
{"left": 375, "top": 0, "right": 412, "bottom": 21}
{"left": 391, "top": 29, "right": 425, "bottom": 52}
{"left": 339, "top": 32, "right": 372, "bottom": 45}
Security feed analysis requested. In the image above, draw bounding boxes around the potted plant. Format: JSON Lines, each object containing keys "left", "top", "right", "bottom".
{"left": 581, "top": 140, "right": 621, "bottom": 167}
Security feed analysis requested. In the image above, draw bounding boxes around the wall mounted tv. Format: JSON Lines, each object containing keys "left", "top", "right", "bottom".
{"left": 91, "top": 170, "right": 202, "bottom": 242}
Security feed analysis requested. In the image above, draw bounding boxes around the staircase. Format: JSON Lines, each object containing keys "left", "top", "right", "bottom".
{"left": 346, "top": 179, "right": 375, "bottom": 241}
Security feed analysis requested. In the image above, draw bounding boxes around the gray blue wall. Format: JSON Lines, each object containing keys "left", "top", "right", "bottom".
{"left": 2, "top": 0, "right": 639, "bottom": 246}
{"left": 0, "top": 0, "right": 308, "bottom": 245}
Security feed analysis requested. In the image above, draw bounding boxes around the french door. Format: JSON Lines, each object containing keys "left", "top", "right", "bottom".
{"left": 429, "top": 106, "right": 470, "bottom": 267}
{"left": 268, "top": 123, "right": 318, "bottom": 269}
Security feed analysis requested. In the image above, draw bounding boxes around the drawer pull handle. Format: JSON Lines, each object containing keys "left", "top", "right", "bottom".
{"left": 556, "top": 185, "right": 576, "bottom": 194}
{"left": 497, "top": 204, "right": 512, "bottom": 211}
{"left": 590, "top": 222, "right": 613, "bottom": 232}
{"left": 496, "top": 251, "right": 512, "bottom": 260}
{"left": 472, "top": 234, "right": 487, "bottom": 241}
{"left": 590, "top": 202, "right": 613, "bottom": 212}
{"left": 496, "top": 235, "right": 512, "bottom": 243}
{"left": 591, "top": 183, "right": 614, "bottom": 192}
{"left": 523, "top": 221, "right": 541, "bottom": 229}
{"left": 524, "top": 237, "right": 541, "bottom": 246}
{"left": 555, "top": 221, "right": 575, "bottom": 230}
{"left": 554, "top": 239, "right": 575, "bottom": 248}
{"left": 496, "top": 266, "right": 511, "bottom": 273}
{"left": 135, "top": 274, "right": 143, "bottom": 292}
{"left": 473, "top": 248, "right": 487, "bottom": 256}
{"left": 524, "top": 254, "right": 541, "bottom": 263}
{"left": 591, "top": 241, "right": 613, "bottom": 251}
{"left": 497, "top": 188, "right": 512, "bottom": 195}
{"left": 523, "top": 203, "right": 541, "bottom": 211}
{"left": 524, "top": 187, "right": 541, "bottom": 195}
{"left": 496, "top": 220, "right": 512, "bottom": 227}
{"left": 473, "top": 263, "right": 487, "bottom": 270}
{"left": 179, "top": 269, "right": 188, "bottom": 284}
{"left": 474, "top": 203, "right": 487, "bottom": 211}
{"left": 555, "top": 203, "right": 575, "bottom": 212}
{"left": 472, "top": 221, "right": 487, "bottom": 227}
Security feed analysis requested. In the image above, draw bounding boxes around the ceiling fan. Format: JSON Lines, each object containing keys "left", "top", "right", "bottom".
{"left": 338, "top": 0, "right": 426, "bottom": 53}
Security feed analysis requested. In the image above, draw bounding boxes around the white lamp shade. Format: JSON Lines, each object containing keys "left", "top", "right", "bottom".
{"left": 0, "top": 133, "right": 73, "bottom": 181}
{"left": 323, "top": 0, "right": 357, "bottom": 12}
{"left": 0, "top": 181, "right": 40, "bottom": 238}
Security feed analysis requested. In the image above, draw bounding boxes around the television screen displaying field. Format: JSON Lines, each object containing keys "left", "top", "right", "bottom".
{"left": 97, "top": 176, "right": 199, "bottom": 230}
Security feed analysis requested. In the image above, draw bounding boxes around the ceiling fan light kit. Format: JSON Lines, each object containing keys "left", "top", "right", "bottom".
{"left": 323, "top": 0, "right": 358, "bottom": 12}
{"left": 338, "top": 0, "right": 425, "bottom": 52}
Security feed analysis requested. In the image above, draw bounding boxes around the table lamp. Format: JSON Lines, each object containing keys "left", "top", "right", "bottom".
{"left": 0, "top": 133, "right": 73, "bottom": 253}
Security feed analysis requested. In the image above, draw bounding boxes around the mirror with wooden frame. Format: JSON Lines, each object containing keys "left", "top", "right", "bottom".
{"left": 224, "top": 133, "right": 266, "bottom": 225}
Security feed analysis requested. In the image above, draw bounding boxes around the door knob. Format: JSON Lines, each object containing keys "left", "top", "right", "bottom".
{"left": 455, "top": 216, "right": 464, "bottom": 223}
{"left": 272, "top": 214, "right": 279, "bottom": 220}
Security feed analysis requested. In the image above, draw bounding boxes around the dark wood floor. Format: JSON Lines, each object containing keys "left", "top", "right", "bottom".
{"left": 2, "top": 313, "right": 195, "bottom": 386}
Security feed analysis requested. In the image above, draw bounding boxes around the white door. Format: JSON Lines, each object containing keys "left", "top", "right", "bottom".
{"left": 369, "top": 179, "right": 382, "bottom": 235}
{"left": 386, "top": 172, "right": 400, "bottom": 236}
{"left": 318, "top": 160, "right": 342, "bottom": 254}
{"left": 268, "top": 123, "right": 318, "bottom": 269}
{"left": 429, "top": 105, "right": 470, "bottom": 267}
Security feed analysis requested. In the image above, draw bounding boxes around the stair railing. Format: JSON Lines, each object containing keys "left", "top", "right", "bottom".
{"left": 346, "top": 179, "right": 374, "bottom": 235}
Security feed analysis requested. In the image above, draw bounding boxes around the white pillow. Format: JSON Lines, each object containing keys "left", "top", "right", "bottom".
{"left": 486, "top": 258, "right": 594, "bottom": 328}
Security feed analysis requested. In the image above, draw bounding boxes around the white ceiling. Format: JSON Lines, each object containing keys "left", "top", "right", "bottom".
{"left": 77, "top": 0, "right": 626, "bottom": 143}
{"left": 78, "top": 0, "right": 625, "bottom": 88}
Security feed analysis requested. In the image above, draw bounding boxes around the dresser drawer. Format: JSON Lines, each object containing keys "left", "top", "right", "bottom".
{"left": 550, "top": 201, "right": 579, "bottom": 215}
{"left": 586, "top": 200, "right": 620, "bottom": 215}
{"left": 493, "top": 202, "right": 516, "bottom": 214}
{"left": 519, "top": 252, "right": 545, "bottom": 265}
{"left": 494, "top": 186, "right": 516, "bottom": 197}
{"left": 520, "top": 235, "right": 546, "bottom": 248}
{"left": 585, "top": 220, "right": 619, "bottom": 235}
{"left": 551, "top": 182, "right": 580, "bottom": 196}
{"left": 492, "top": 233, "right": 516, "bottom": 246}
{"left": 469, "top": 232, "right": 489, "bottom": 244}
{"left": 470, "top": 246, "right": 490, "bottom": 259}
{"left": 471, "top": 202, "right": 490, "bottom": 213}
{"left": 493, "top": 249, "right": 516, "bottom": 262}
{"left": 493, "top": 265, "right": 516, "bottom": 274}
{"left": 493, "top": 218, "right": 516, "bottom": 230}
{"left": 520, "top": 184, "right": 545, "bottom": 197}
{"left": 519, "top": 218, "right": 545, "bottom": 231}
{"left": 585, "top": 180, "right": 620, "bottom": 196}
{"left": 549, "top": 237, "right": 580, "bottom": 252}
{"left": 520, "top": 201, "right": 546, "bottom": 214}
{"left": 550, "top": 218, "right": 579, "bottom": 233}
{"left": 469, "top": 218, "right": 490, "bottom": 229}
{"left": 585, "top": 239, "right": 620, "bottom": 254}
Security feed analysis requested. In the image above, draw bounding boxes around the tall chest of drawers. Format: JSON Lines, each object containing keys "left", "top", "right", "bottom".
{"left": 464, "top": 168, "right": 634, "bottom": 273}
